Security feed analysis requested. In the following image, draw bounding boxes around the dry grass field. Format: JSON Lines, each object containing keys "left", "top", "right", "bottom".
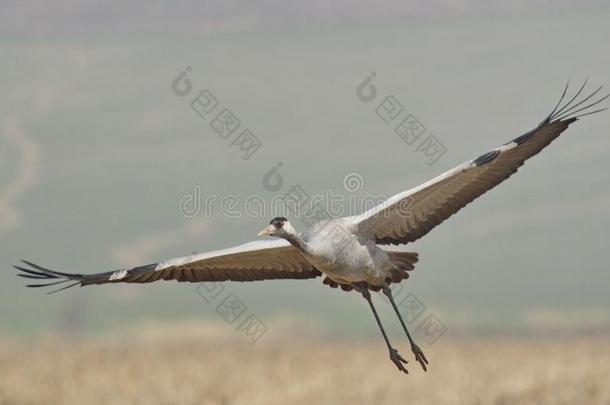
{"left": 1, "top": 322, "right": 609, "bottom": 405}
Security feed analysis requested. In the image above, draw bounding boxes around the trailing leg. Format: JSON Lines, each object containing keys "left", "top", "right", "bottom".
{"left": 382, "top": 285, "right": 429, "bottom": 371}
{"left": 354, "top": 283, "right": 409, "bottom": 374}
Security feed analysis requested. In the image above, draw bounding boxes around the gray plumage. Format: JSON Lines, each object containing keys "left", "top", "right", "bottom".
{"left": 13, "top": 82, "right": 607, "bottom": 374}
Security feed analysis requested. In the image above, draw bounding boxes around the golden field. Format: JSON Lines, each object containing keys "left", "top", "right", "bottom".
{"left": 1, "top": 322, "right": 609, "bottom": 405}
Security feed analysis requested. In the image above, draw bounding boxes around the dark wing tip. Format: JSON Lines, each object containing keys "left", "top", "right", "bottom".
{"left": 504, "top": 82, "right": 607, "bottom": 150}
{"left": 12, "top": 260, "right": 83, "bottom": 293}
{"left": 549, "top": 81, "right": 608, "bottom": 122}
{"left": 13, "top": 263, "right": 57, "bottom": 279}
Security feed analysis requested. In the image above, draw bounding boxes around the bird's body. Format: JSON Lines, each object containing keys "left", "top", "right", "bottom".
{"left": 299, "top": 220, "right": 415, "bottom": 287}
{"left": 13, "top": 82, "right": 608, "bottom": 374}
{"left": 300, "top": 220, "right": 377, "bottom": 284}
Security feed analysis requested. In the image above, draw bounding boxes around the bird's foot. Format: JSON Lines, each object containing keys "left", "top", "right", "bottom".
{"left": 389, "top": 348, "right": 409, "bottom": 374}
{"left": 411, "top": 343, "right": 428, "bottom": 372}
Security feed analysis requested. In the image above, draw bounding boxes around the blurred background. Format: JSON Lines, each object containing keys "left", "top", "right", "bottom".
{"left": 1, "top": 1, "right": 609, "bottom": 404}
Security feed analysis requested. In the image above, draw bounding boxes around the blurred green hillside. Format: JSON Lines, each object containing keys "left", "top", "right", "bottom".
{"left": 1, "top": 2, "right": 609, "bottom": 337}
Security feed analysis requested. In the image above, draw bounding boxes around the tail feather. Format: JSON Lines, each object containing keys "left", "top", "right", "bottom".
{"left": 387, "top": 251, "right": 419, "bottom": 283}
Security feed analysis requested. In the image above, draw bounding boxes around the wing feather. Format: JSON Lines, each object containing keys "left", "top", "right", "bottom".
{"left": 13, "top": 239, "right": 321, "bottom": 293}
{"left": 350, "top": 83, "right": 607, "bottom": 245}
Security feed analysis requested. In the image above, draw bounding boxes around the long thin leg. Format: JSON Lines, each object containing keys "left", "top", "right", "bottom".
{"left": 383, "top": 285, "right": 429, "bottom": 371}
{"left": 354, "top": 283, "right": 409, "bottom": 374}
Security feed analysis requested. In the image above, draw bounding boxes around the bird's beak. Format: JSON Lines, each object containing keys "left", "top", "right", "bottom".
{"left": 257, "top": 225, "right": 275, "bottom": 237}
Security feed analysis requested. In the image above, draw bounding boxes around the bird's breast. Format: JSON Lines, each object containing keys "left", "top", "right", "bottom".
{"left": 305, "top": 237, "right": 378, "bottom": 283}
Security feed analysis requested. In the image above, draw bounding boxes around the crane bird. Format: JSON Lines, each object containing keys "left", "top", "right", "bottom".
{"left": 13, "top": 82, "right": 607, "bottom": 374}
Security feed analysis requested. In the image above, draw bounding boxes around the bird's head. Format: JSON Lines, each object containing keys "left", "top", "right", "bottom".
{"left": 257, "top": 217, "right": 296, "bottom": 238}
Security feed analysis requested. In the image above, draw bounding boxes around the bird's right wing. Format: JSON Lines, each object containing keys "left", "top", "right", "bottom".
{"left": 13, "top": 239, "right": 321, "bottom": 293}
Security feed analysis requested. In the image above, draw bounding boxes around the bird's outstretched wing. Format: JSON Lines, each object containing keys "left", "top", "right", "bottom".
{"left": 349, "top": 81, "right": 608, "bottom": 245}
{"left": 13, "top": 239, "right": 321, "bottom": 293}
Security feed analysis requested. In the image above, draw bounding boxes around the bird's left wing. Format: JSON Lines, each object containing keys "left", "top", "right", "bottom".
{"left": 348, "top": 82, "right": 607, "bottom": 245}
{"left": 13, "top": 239, "right": 321, "bottom": 293}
